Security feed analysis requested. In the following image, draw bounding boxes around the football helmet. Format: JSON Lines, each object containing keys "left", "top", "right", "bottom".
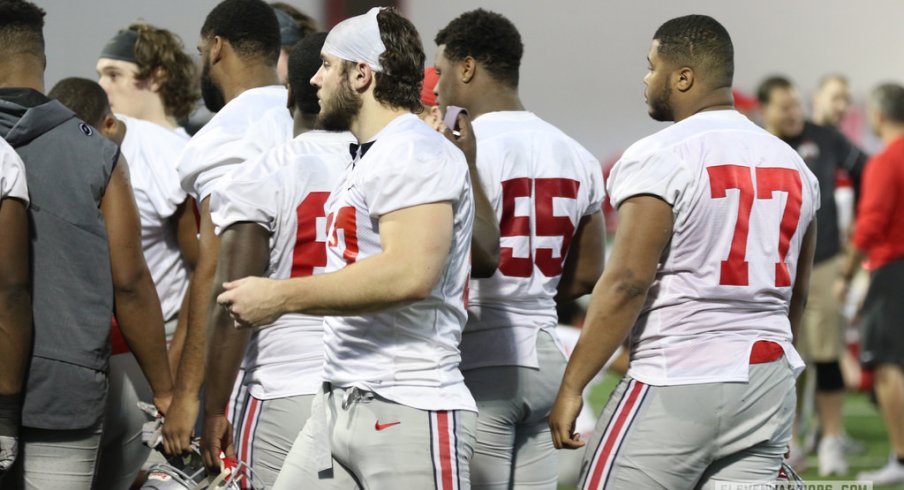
{"left": 141, "top": 448, "right": 262, "bottom": 490}
{"left": 777, "top": 461, "right": 806, "bottom": 490}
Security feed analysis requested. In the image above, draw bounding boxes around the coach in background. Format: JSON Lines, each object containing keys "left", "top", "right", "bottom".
{"left": 838, "top": 83, "right": 904, "bottom": 487}
{"left": 758, "top": 75, "right": 868, "bottom": 476}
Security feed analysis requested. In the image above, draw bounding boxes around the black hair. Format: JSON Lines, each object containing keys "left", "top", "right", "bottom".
{"left": 434, "top": 9, "right": 522, "bottom": 88}
{"left": 0, "top": 0, "right": 46, "bottom": 60}
{"left": 653, "top": 15, "right": 734, "bottom": 89}
{"left": 372, "top": 8, "right": 425, "bottom": 113}
{"left": 287, "top": 31, "right": 326, "bottom": 115}
{"left": 872, "top": 83, "right": 904, "bottom": 124}
{"left": 757, "top": 75, "right": 793, "bottom": 105}
{"left": 48, "top": 77, "right": 111, "bottom": 127}
{"left": 201, "top": 0, "right": 280, "bottom": 65}
{"left": 270, "top": 2, "right": 318, "bottom": 45}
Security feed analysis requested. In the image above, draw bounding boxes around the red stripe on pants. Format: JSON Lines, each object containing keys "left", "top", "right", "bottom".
{"left": 586, "top": 381, "right": 645, "bottom": 489}
{"left": 436, "top": 411, "right": 454, "bottom": 490}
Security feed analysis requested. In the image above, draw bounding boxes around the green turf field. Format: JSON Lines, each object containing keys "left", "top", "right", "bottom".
{"left": 556, "top": 373, "right": 904, "bottom": 490}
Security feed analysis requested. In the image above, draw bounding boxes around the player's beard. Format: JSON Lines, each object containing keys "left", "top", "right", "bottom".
{"left": 200, "top": 61, "right": 226, "bottom": 113}
{"left": 647, "top": 78, "right": 674, "bottom": 122}
{"left": 318, "top": 76, "right": 362, "bottom": 132}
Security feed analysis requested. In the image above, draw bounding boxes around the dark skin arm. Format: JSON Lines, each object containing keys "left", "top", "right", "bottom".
{"left": 550, "top": 196, "right": 673, "bottom": 449}
{"left": 101, "top": 158, "right": 174, "bottom": 414}
{"left": 789, "top": 220, "right": 817, "bottom": 342}
{"left": 167, "top": 197, "right": 199, "bottom": 375}
{"left": 201, "top": 223, "right": 269, "bottom": 471}
{"left": 0, "top": 197, "right": 31, "bottom": 397}
{"left": 163, "top": 196, "right": 220, "bottom": 455}
{"left": 444, "top": 112, "right": 499, "bottom": 278}
{"left": 556, "top": 211, "right": 606, "bottom": 302}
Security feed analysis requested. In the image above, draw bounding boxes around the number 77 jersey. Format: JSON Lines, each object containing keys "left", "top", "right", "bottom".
{"left": 462, "top": 112, "right": 606, "bottom": 370}
{"left": 607, "top": 110, "right": 821, "bottom": 386}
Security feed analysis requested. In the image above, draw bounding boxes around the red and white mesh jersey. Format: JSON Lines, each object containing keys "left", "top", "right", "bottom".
{"left": 607, "top": 110, "right": 820, "bottom": 386}
{"left": 210, "top": 130, "right": 352, "bottom": 399}
{"left": 462, "top": 111, "right": 606, "bottom": 370}
{"left": 321, "top": 114, "right": 476, "bottom": 412}
{"left": 0, "top": 138, "right": 28, "bottom": 204}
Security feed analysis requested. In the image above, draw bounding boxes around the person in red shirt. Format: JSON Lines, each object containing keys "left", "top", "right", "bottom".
{"left": 838, "top": 82, "right": 904, "bottom": 486}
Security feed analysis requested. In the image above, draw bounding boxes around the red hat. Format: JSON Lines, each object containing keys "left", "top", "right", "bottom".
{"left": 421, "top": 67, "right": 439, "bottom": 106}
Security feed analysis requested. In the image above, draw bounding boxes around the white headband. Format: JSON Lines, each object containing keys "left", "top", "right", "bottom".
{"left": 322, "top": 7, "right": 387, "bottom": 72}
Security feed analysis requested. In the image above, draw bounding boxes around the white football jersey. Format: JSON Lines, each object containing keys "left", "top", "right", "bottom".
{"left": 177, "top": 86, "right": 292, "bottom": 202}
{"left": 462, "top": 111, "right": 606, "bottom": 370}
{"left": 0, "top": 138, "right": 28, "bottom": 204}
{"left": 608, "top": 110, "right": 820, "bottom": 386}
{"left": 118, "top": 115, "right": 189, "bottom": 322}
{"left": 210, "top": 130, "right": 352, "bottom": 399}
{"left": 321, "top": 114, "right": 476, "bottom": 412}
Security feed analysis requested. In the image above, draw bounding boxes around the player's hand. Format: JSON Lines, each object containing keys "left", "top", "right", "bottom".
{"left": 162, "top": 392, "right": 199, "bottom": 455}
{"left": 201, "top": 414, "right": 235, "bottom": 473}
{"left": 217, "top": 276, "right": 284, "bottom": 328}
{"left": 154, "top": 391, "right": 173, "bottom": 417}
{"left": 442, "top": 112, "right": 476, "bottom": 171}
{"left": 549, "top": 390, "right": 585, "bottom": 450}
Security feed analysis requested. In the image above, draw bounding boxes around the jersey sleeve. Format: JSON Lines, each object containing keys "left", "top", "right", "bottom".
{"left": 580, "top": 149, "right": 606, "bottom": 216}
{"left": 209, "top": 151, "right": 282, "bottom": 237}
{"left": 360, "top": 140, "right": 469, "bottom": 218}
{"left": 606, "top": 145, "right": 690, "bottom": 209}
{"left": 0, "top": 142, "right": 28, "bottom": 204}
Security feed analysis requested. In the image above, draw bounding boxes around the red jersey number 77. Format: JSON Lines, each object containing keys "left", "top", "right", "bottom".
{"left": 707, "top": 164, "right": 802, "bottom": 288}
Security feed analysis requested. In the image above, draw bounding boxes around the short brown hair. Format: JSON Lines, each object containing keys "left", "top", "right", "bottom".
{"left": 373, "top": 8, "right": 424, "bottom": 113}
{"left": 129, "top": 22, "right": 199, "bottom": 121}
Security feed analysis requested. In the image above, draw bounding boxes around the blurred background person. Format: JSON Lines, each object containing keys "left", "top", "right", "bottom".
{"left": 758, "top": 75, "right": 868, "bottom": 476}
{"left": 812, "top": 74, "right": 853, "bottom": 129}
{"left": 838, "top": 82, "right": 904, "bottom": 486}
{"left": 269, "top": 2, "right": 316, "bottom": 84}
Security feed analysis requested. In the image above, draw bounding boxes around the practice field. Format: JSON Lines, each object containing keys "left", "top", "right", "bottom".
{"left": 557, "top": 374, "right": 904, "bottom": 490}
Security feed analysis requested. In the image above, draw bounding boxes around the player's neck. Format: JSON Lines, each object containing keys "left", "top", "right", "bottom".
{"left": 221, "top": 63, "right": 280, "bottom": 105}
{"left": 293, "top": 113, "right": 318, "bottom": 138}
{"left": 466, "top": 86, "right": 524, "bottom": 120}
{"left": 674, "top": 88, "right": 734, "bottom": 123}
{"left": 0, "top": 62, "right": 44, "bottom": 94}
{"left": 139, "top": 102, "right": 178, "bottom": 130}
{"left": 350, "top": 100, "right": 409, "bottom": 143}
{"left": 880, "top": 124, "right": 904, "bottom": 144}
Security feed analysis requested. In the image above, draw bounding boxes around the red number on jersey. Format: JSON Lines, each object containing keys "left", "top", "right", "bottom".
{"left": 326, "top": 206, "right": 359, "bottom": 264}
{"left": 707, "top": 165, "right": 802, "bottom": 287}
{"left": 498, "top": 177, "right": 581, "bottom": 278}
{"left": 291, "top": 192, "right": 330, "bottom": 278}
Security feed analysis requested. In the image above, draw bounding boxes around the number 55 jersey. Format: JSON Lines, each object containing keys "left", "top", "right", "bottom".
{"left": 462, "top": 111, "right": 606, "bottom": 370}
{"left": 607, "top": 110, "right": 820, "bottom": 386}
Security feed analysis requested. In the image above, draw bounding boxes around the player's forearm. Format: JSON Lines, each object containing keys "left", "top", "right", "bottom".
{"left": 0, "top": 285, "right": 31, "bottom": 396}
{"left": 174, "top": 261, "right": 216, "bottom": 397}
{"left": 556, "top": 213, "right": 606, "bottom": 302}
{"left": 115, "top": 269, "right": 174, "bottom": 398}
{"left": 559, "top": 270, "right": 649, "bottom": 395}
{"left": 283, "top": 250, "right": 442, "bottom": 316}
{"left": 469, "top": 177, "right": 500, "bottom": 278}
{"left": 203, "top": 306, "right": 250, "bottom": 417}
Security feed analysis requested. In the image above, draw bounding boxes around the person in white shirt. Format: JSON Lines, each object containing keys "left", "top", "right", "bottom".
{"left": 433, "top": 10, "right": 606, "bottom": 489}
{"left": 198, "top": 32, "right": 353, "bottom": 487}
{"left": 217, "top": 8, "right": 479, "bottom": 489}
{"left": 0, "top": 139, "right": 30, "bottom": 476}
{"left": 163, "top": 0, "right": 292, "bottom": 457}
{"left": 549, "top": 15, "right": 820, "bottom": 489}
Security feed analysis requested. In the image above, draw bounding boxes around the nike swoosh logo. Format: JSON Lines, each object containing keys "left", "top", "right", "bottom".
{"left": 374, "top": 420, "right": 401, "bottom": 431}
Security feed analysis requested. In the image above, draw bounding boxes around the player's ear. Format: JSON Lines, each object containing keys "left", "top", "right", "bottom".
{"left": 461, "top": 56, "right": 476, "bottom": 84}
{"left": 209, "top": 36, "right": 224, "bottom": 65}
{"left": 675, "top": 66, "right": 694, "bottom": 92}
{"left": 352, "top": 62, "right": 373, "bottom": 92}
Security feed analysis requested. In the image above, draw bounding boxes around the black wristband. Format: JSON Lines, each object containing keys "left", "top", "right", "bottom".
{"left": 0, "top": 393, "right": 22, "bottom": 437}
